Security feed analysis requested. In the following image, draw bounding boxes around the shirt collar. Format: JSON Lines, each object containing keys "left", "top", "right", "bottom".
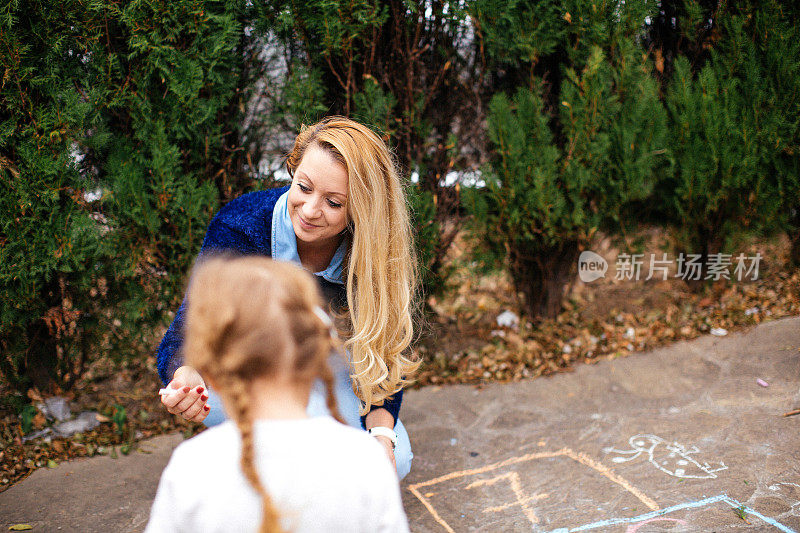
{"left": 271, "top": 189, "right": 347, "bottom": 285}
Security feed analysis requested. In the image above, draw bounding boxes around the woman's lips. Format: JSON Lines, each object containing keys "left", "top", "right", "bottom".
{"left": 298, "top": 215, "right": 320, "bottom": 230}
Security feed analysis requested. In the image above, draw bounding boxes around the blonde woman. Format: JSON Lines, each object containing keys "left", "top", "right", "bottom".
{"left": 147, "top": 257, "right": 408, "bottom": 533}
{"left": 156, "top": 116, "right": 420, "bottom": 478}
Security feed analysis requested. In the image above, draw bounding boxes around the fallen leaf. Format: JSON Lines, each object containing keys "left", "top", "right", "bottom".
{"left": 9, "top": 525, "right": 33, "bottom": 531}
{"left": 26, "top": 389, "right": 42, "bottom": 402}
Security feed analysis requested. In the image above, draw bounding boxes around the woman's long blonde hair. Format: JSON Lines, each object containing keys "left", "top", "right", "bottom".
{"left": 287, "top": 116, "right": 420, "bottom": 415}
{"left": 183, "top": 256, "right": 343, "bottom": 533}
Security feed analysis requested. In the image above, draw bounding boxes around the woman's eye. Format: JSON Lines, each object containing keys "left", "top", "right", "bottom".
{"left": 327, "top": 199, "right": 343, "bottom": 209}
{"left": 298, "top": 183, "right": 310, "bottom": 193}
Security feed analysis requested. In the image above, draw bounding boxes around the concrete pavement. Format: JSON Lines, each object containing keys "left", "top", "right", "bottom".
{"left": 2, "top": 317, "right": 799, "bottom": 532}
{"left": 401, "top": 316, "right": 800, "bottom": 532}
{"left": 0, "top": 433, "right": 183, "bottom": 532}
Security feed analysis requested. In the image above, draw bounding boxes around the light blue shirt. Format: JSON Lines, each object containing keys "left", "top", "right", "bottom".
{"left": 271, "top": 190, "right": 347, "bottom": 285}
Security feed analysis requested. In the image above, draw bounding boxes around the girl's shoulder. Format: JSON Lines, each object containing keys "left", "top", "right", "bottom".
{"left": 298, "top": 418, "right": 389, "bottom": 465}
{"left": 301, "top": 420, "right": 401, "bottom": 502}
{"left": 252, "top": 417, "right": 385, "bottom": 461}
{"left": 167, "top": 422, "right": 241, "bottom": 471}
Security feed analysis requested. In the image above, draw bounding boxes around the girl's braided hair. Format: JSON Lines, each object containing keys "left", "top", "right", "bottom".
{"left": 183, "top": 255, "right": 343, "bottom": 533}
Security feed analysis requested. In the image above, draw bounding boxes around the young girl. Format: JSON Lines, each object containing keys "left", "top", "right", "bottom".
{"left": 146, "top": 256, "right": 409, "bottom": 533}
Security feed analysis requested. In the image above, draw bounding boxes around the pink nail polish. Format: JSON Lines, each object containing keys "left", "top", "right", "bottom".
{"left": 196, "top": 386, "right": 204, "bottom": 394}
{"left": 182, "top": 386, "right": 191, "bottom": 393}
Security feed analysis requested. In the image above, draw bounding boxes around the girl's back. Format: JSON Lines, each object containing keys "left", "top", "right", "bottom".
{"left": 147, "top": 416, "right": 408, "bottom": 533}
{"left": 146, "top": 257, "right": 409, "bottom": 533}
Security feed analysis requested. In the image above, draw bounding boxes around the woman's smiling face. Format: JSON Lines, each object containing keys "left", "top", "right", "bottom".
{"left": 287, "top": 143, "right": 349, "bottom": 248}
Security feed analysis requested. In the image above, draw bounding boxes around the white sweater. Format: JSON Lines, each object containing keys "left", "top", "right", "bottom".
{"left": 145, "top": 417, "right": 409, "bottom": 533}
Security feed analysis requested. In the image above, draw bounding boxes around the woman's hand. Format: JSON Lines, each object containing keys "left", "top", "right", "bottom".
{"left": 373, "top": 435, "right": 396, "bottom": 472}
{"left": 161, "top": 366, "right": 210, "bottom": 423}
{"left": 366, "top": 408, "right": 397, "bottom": 473}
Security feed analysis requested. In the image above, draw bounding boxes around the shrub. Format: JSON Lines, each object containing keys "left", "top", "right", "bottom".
{"left": 468, "top": 41, "right": 667, "bottom": 319}
{"left": 663, "top": 4, "right": 800, "bottom": 277}
{"left": 0, "top": 0, "right": 248, "bottom": 392}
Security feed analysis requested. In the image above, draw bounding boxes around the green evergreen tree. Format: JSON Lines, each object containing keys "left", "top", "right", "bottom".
{"left": 466, "top": 0, "right": 668, "bottom": 319}
{"left": 663, "top": 1, "right": 800, "bottom": 278}
{"left": 0, "top": 0, "right": 250, "bottom": 392}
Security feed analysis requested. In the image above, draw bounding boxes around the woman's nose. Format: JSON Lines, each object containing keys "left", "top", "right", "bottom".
{"left": 302, "top": 196, "right": 323, "bottom": 219}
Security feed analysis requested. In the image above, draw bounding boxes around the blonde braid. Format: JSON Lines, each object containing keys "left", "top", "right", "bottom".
{"left": 222, "top": 375, "right": 284, "bottom": 533}
{"left": 310, "top": 305, "right": 347, "bottom": 426}
{"left": 319, "top": 358, "right": 345, "bottom": 425}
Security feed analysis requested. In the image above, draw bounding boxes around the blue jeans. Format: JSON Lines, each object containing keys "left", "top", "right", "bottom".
{"left": 203, "top": 355, "right": 413, "bottom": 479}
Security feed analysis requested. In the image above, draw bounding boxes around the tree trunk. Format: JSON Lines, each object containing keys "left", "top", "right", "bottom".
{"left": 789, "top": 208, "right": 800, "bottom": 267}
{"left": 508, "top": 240, "right": 581, "bottom": 320}
{"left": 788, "top": 231, "right": 800, "bottom": 267}
{"left": 683, "top": 224, "right": 725, "bottom": 292}
{"left": 23, "top": 319, "right": 60, "bottom": 394}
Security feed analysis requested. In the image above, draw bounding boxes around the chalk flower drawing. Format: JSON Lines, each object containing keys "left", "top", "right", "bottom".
{"left": 603, "top": 434, "right": 728, "bottom": 479}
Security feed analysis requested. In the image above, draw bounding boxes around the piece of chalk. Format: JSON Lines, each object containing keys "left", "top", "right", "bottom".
{"left": 158, "top": 388, "right": 179, "bottom": 396}
{"left": 756, "top": 378, "right": 769, "bottom": 387}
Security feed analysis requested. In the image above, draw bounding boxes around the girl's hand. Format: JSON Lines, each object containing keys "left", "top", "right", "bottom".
{"left": 373, "top": 436, "right": 397, "bottom": 473}
{"left": 161, "top": 366, "right": 210, "bottom": 423}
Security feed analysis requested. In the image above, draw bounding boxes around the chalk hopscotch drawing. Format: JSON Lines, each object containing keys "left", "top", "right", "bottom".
{"left": 603, "top": 434, "right": 728, "bottom": 479}
{"left": 407, "top": 447, "right": 657, "bottom": 533}
{"left": 466, "top": 471, "right": 549, "bottom": 526}
{"left": 543, "top": 494, "right": 797, "bottom": 533}
{"left": 407, "top": 447, "right": 796, "bottom": 533}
